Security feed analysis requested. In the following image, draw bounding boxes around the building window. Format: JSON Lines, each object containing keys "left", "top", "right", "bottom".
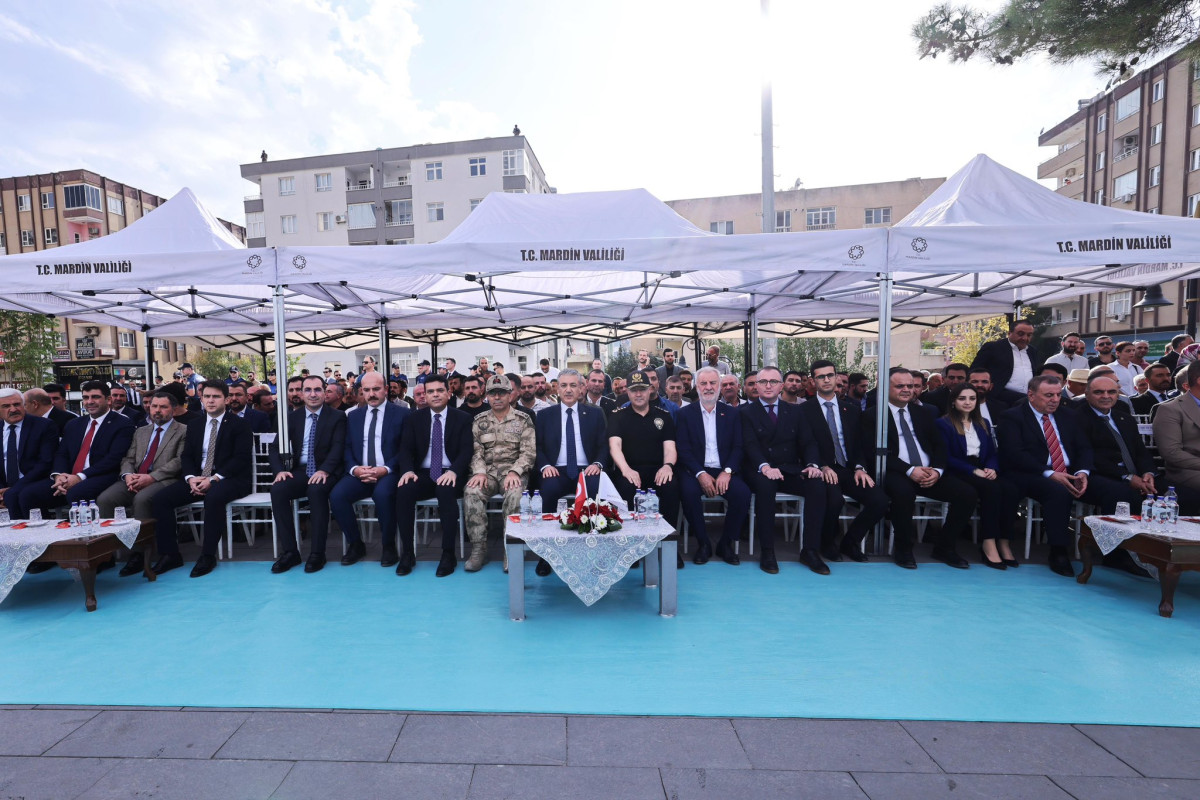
{"left": 517, "top": 356, "right": 528, "bottom": 372}
{"left": 774, "top": 210, "right": 791, "bottom": 232}
{"left": 862, "top": 340, "right": 879, "bottom": 357}
{"left": 0, "top": 232, "right": 5, "bottom": 251}
{"left": 43, "top": 227, "right": 57, "bottom": 245}
{"left": 280, "top": 215, "right": 297, "bottom": 234}
{"left": 278, "top": 177, "right": 295, "bottom": 196}
{"left": 153, "top": 338, "right": 167, "bottom": 350}
{"left": 1094, "top": 189, "right": 1105, "bottom": 204}
{"left": 1189, "top": 193, "right": 1200, "bottom": 217}
{"left": 1095, "top": 151, "right": 1105, "bottom": 171}
{"left": 1194, "top": 62, "right": 1200, "bottom": 80}
{"left": 20, "top": 230, "right": 34, "bottom": 247}
{"left": 1112, "top": 170, "right": 1137, "bottom": 200}
{"left": 1153, "top": 79, "right": 1164, "bottom": 102}
{"left": 1071, "top": 308, "right": 1079, "bottom": 322}
{"left": 1096, "top": 112, "right": 1107, "bottom": 133}
{"left": 16, "top": 194, "right": 31, "bottom": 212}
{"left": 1116, "top": 88, "right": 1140, "bottom": 120}
{"left": 63, "top": 185, "right": 102, "bottom": 210}
{"left": 427, "top": 202, "right": 444, "bottom": 222}
{"left": 1089, "top": 299, "right": 1099, "bottom": 319}
{"left": 1148, "top": 207, "right": 1160, "bottom": 214}
{"left": 246, "top": 212, "right": 264, "bottom": 239}
{"left": 385, "top": 199, "right": 412, "bottom": 225}
{"left": 315, "top": 173, "right": 331, "bottom": 192}
{"left": 316, "top": 212, "right": 334, "bottom": 231}
{"left": 1107, "top": 290, "right": 1132, "bottom": 318}
{"left": 1149, "top": 165, "right": 1161, "bottom": 187}
{"left": 386, "top": 238, "right": 414, "bottom": 245}
{"left": 1191, "top": 149, "right": 1200, "bottom": 171}
{"left": 73, "top": 233, "right": 80, "bottom": 243}
{"left": 119, "top": 332, "right": 136, "bottom": 348}
{"left": 805, "top": 206, "right": 836, "bottom": 230}
{"left": 425, "top": 161, "right": 443, "bottom": 181}
{"left": 709, "top": 221, "right": 734, "bottom": 235}
{"left": 469, "top": 198, "right": 483, "bottom": 212}
{"left": 107, "top": 196, "right": 124, "bottom": 215}
{"left": 469, "top": 157, "right": 486, "bottom": 177}
{"left": 40, "top": 191, "right": 54, "bottom": 209}
{"left": 864, "top": 207, "right": 892, "bottom": 226}
{"left": 347, "top": 202, "right": 376, "bottom": 229}
{"left": 1151, "top": 123, "right": 1163, "bottom": 145}
{"left": 503, "top": 149, "right": 525, "bottom": 176}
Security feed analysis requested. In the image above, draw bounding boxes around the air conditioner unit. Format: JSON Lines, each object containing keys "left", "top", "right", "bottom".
{"left": 1065, "top": 167, "right": 1077, "bottom": 178}
{"left": 1117, "top": 193, "right": 1135, "bottom": 203}
{"left": 87, "top": 226, "right": 100, "bottom": 235}
{"left": 335, "top": 214, "right": 347, "bottom": 224}
{"left": 1123, "top": 134, "right": 1139, "bottom": 147}
{"left": 1113, "top": 313, "right": 1128, "bottom": 322}
{"left": 84, "top": 326, "right": 100, "bottom": 336}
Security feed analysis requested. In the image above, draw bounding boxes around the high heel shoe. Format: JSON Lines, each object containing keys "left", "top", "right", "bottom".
{"left": 980, "top": 546, "right": 1006, "bottom": 570}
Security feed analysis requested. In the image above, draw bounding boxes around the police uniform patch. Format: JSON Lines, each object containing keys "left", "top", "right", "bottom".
{"left": 653, "top": 417, "right": 664, "bottom": 430}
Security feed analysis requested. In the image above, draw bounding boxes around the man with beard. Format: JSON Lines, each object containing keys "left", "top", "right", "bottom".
{"left": 781, "top": 371, "right": 804, "bottom": 404}
{"left": 518, "top": 374, "right": 553, "bottom": 413}
{"left": 457, "top": 375, "right": 489, "bottom": 418}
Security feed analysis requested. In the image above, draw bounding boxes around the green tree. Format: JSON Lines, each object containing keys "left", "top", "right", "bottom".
{"left": 190, "top": 349, "right": 300, "bottom": 384}
{"left": 912, "top": 1, "right": 1200, "bottom": 81}
{"left": 0, "top": 312, "right": 60, "bottom": 388}
{"left": 704, "top": 337, "right": 865, "bottom": 376}
{"left": 937, "top": 308, "right": 1040, "bottom": 365}
{"left": 605, "top": 347, "right": 642, "bottom": 380}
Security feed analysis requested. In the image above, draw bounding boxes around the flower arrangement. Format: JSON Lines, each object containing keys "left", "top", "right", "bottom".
{"left": 559, "top": 497, "right": 623, "bottom": 534}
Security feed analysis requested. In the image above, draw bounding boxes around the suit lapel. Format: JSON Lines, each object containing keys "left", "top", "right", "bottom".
{"left": 1179, "top": 395, "right": 1200, "bottom": 432}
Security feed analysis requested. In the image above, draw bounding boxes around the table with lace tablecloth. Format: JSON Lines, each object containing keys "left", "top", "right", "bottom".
{"left": 1080, "top": 515, "right": 1200, "bottom": 618}
{"left": 0, "top": 520, "right": 149, "bottom": 610}
{"left": 504, "top": 515, "right": 678, "bottom": 620}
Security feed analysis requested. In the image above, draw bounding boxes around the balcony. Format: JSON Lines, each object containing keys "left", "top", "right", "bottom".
{"left": 384, "top": 219, "right": 412, "bottom": 227}
{"left": 244, "top": 194, "right": 261, "bottom": 201}
{"left": 383, "top": 176, "right": 409, "bottom": 188}
{"left": 1037, "top": 140, "right": 1085, "bottom": 180}
{"left": 62, "top": 207, "right": 105, "bottom": 224}
{"left": 346, "top": 181, "right": 374, "bottom": 192}
{"left": 806, "top": 223, "right": 836, "bottom": 231}
{"left": 1113, "top": 146, "right": 1139, "bottom": 163}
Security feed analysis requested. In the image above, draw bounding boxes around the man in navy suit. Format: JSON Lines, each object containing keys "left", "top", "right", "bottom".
{"left": 395, "top": 374, "right": 473, "bottom": 577}
{"left": 998, "top": 374, "right": 1100, "bottom": 577}
{"left": 21, "top": 380, "right": 136, "bottom": 517}
{"left": 227, "top": 381, "right": 272, "bottom": 433}
{"left": 269, "top": 375, "right": 348, "bottom": 574}
{"left": 801, "top": 360, "right": 889, "bottom": 563}
{"left": 676, "top": 366, "right": 749, "bottom": 565}
{"left": 0, "top": 388, "right": 58, "bottom": 521}
{"left": 331, "top": 372, "right": 408, "bottom": 567}
{"left": 740, "top": 366, "right": 828, "bottom": 575}
{"left": 535, "top": 369, "right": 609, "bottom": 507}
{"left": 971, "top": 319, "right": 1045, "bottom": 404}
{"left": 150, "top": 381, "right": 254, "bottom": 578}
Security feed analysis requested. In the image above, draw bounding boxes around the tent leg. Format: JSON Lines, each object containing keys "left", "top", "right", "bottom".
{"left": 430, "top": 333, "right": 439, "bottom": 373}
{"left": 258, "top": 336, "right": 270, "bottom": 381}
{"left": 692, "top": 324, "right": 700, "bottom": 371}
{"left": 872, "top": 273, "right": 894, "bottom": 555}
{"left": 748, "top": 298, "right": 759, "bottom": 373}
{"left": 142, "top": 330, "right": 155, "bottom": 394}
{"left": 272, "top": 283, "right": 290, "bottom": 453}
{"left": 378, "top": 317, "right": 390, "bottom": 374}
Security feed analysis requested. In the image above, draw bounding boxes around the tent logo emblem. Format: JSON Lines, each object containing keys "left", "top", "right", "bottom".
{"left": 847, "top": 245, "right": 864, "bottom": 260}
{"left": 911, "top": 238, "right": 928, "bottom": 253}
{"left": 292, "top": 255, "right": 308, "bottom": 270}
{"left": 246, "top": 255, "right": 262, "bottom": 270}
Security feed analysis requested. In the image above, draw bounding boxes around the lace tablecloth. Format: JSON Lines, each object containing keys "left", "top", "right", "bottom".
{"left": 0, "top": 521, "right": 142, "bottom": 605}
{"left": 507, "top": 516, "right": 675, "bottom": 606}
{"left": 1084, "top": 515, "right": 1200, "bottom": 555}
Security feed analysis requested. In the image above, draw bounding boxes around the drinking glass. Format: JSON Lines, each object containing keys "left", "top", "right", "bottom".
{"left": 114, "top": 507, "right": 128, "bottom": 523}
{"left": 1114, "top": 501, "right": 1131, "bottom": 519}
{"left": 0, "top": 508, "right": 10, "bottom": 525}
{"left": 28, "top": 509, "right": 42, "bottom": 523}
{"left": 556, "top": 497, "right": 570, "bottom": 517}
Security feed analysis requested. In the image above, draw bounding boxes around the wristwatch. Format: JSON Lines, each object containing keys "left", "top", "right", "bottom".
{"left": 722, "top": 467, "right": 732, "bottom": 475}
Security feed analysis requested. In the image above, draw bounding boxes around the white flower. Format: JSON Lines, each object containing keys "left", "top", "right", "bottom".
{"left": 595, "top": 516, "right": 607, "bottom": 530}
{"left": 559, "top": 510, "right": 570, "bottom": 523}
{"left": 579, "top": 515, "right": 589, "bottom": 525}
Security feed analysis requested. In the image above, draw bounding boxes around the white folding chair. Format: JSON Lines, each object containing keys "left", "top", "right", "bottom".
{"left": 746, "top": 493, "right": 805, "bottom": 555}
{"left": 414, "top": 498, "right": 466, "bottom": 557}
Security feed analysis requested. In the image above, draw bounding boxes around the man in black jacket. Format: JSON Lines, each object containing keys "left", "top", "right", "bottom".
{"left": 971, "top": 319, "right": 1044, "bottom": 404}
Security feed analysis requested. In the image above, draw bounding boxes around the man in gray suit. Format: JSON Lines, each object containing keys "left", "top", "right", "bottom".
{"left": 1151, "top": 360, "right": 1200, "bottom": 514}
{"left": 97, "top": 391, "right": 188, "bottom": 576}
{"left": 655, "top": 348, "right": 682, "bottom": 387}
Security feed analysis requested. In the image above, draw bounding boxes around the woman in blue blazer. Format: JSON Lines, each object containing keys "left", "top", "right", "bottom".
{"left": 934, "top": 384, "right": 1021, "bottom": 569}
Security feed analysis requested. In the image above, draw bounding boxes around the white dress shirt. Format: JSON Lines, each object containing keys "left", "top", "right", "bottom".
{"left": 888, "top": 403, "right": 940, "bottom": 477}
{"left": 420, "top": 409, "right": 451, "bottom": 470}
{"left": 699, "top": 403, "right": 721, "bottom": 471}
{"left": 1006, "top": 342, "right": 1035, "bottom": 394}
{"left": 555, "top": 403, "right": 589, "bottom": 469}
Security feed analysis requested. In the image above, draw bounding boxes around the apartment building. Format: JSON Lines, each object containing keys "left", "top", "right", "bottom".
{"left": 1037, "top": 48, "right": 1200, "bottom": 353}
{"left": 0, "top": 169, "right": 246, "bottom": 388}
{"left": 239, "top": 134, "right": 551, "bottom": 247}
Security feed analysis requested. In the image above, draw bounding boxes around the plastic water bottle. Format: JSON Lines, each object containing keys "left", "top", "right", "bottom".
{"left": 1165, "top": 487, "right": 1179, "bottom": 525}
{"left": 68, "top": 501, "right": 80, "bottom": 527}
{"left": 530, "top": 490, "right": 542, "bottom": 520}
{"left": 1154, "top": 495, "right": 1169, "bottom": 526}
{"left": 520, "top": 491, "right": 532, "bottom": 523}
{"left": 634, "top": 490, "right": 646, "bottom": 521}
{"left": 1141, "top": 495, "right": 1156, "bottom": 527}
{"left": 645, "top": 489, "right": 660, "bottom": 520}
{"left": 88, "top": 500, "right": 101, "bottom": 532}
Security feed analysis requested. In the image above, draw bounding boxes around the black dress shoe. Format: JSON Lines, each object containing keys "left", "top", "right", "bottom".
{"left": 759, "top": 549, "right": 779, "bottom": 574}
{"left": 820, "top": 542, "right": 844, "bottom": 563}
{"left": 190, "top": 554, "right": 217, "bottom": 578}
{"left": 715, "top": 539, "right": 740, "bottom": 565}
{"left": 304, "top": 553, "right": 327, "bottom": 573}
{"left": 435, "top": 551, "right": 457, "bottom": 578}
{"left": 800, "top": 548, "right": 831, "bottom": 575}
{"left": 380, "top": 548, "right": 399, "bottom": 568}
{"left": 151, "top": 552, "right": 184, "bottom": 576}
{"left": 341, "top": 540, "right": 366, "bottom": 566}
{"left": 119, "top": 552, "right": 145, "bottom": 578}
{"left": 396, "top": 551, "right": 415, "bottom": 576}
{"left": 893, "top": 550, "right": 917, "bottom": 570}
{"left": 931, "top": 547, "right": 969, "bottom": 569}
{"left": 271, "top": 550, "right": 302, "bottom": 574}
{"left": 1048, "top": 550, "right": 1076, "bottom": 578}
{"left": 693, "top": 540, "right": 712, "bottom": 565}
{"left": 840, "top": 541, "right": 869, "bottom": 563}
{"left": 979, "top": 547, "right": 1006, "bottom": 570}
{"left": 535, "top": 558, "right": 552, "bottom": 577}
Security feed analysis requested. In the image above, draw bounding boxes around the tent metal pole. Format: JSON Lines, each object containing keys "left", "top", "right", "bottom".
{"left": 272, "top": 279, "right": 290, "bottom": 454}
{"left": 748, "top": 295, "right": 759, "bottom": 373}
{"left": 873, "top": 272, "right": 894, "bottom": 554}
{"left": 430, "top": 333, "right": 439, "bottom": 372}
{"left": 258, "top": 336, "right": 270, "bottom": 380}
{"left": 377, "top": 309, "right": 390, "bottom": 373}
{"left": 141, "top": 328, "right": 154, "bottom": 394}
{"left": 692, "top": 323, "right": 700, "bottom": 371}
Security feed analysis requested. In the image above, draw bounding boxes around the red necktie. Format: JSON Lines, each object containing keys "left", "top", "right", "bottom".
{"left": 1041, "top": 414, "right": 1067, "bottom": 473}
{"left": 138, "top": 427, "right": 163, "bottom": 474}
{"left": 71, "top": 420, "right": 98, "bottom": 475}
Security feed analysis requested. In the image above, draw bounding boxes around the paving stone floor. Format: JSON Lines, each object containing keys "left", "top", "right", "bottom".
{"left": 1, "top": 707, "right": 1197, "bottom": 799}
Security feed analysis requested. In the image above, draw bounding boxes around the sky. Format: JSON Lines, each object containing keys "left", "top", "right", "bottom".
{"left": 0, "top": 0, "right": 1117, "bottom": 225}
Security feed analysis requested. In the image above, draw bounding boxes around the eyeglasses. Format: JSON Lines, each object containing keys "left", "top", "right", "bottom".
{"left": 757, "top": 379, "right": 782, "bottom": 386}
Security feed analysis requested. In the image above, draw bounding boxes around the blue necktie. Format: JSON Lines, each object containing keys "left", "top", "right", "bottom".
{"left": 565, "top": 407, "right": 578, "bottom": 480}
{"left": 4, "top": 424, "right": 16, "bottom": 485}
{"left": 366, "top": 408, "right": 379, "bottom": 467}
{"left": 430, "top": 413, "right": 444, "bottom": 480}
{"left": 305, "top": 413, "right": 318, "bottom": 477}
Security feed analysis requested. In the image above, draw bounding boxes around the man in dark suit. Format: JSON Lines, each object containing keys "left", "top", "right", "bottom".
{"left": 1076, "top": 375, "right": 1155, "bottom": 511}
{"left": 918, "top": 363, "right": 969, "bottom": 415}
{"left": 109, "top": 386, "right": 147, "bottom": 427}
{"left": 331, "top": 372, "right": 408, "bottom": 567}
{"left": 967, "top": 368, "right": 1009, "bottom": 434}
{"left": 801, "top": 360, "right": 890, "bottom": 563}
{"left": 584, "top": 369, "right": 618, "bottom": 416}
{"left": 23, "top": 386, "right": 74, "bottom": 436}
{"left": 42, "top": 384, "right": 79, "bottom": 434}
{"left": 536, "top": 370, "right": 609, "bottom": 507}
{"left": 395, "top": 374, "right": 473, "bottom": 577}
{"left": 269, "top": 375, "right": 348, "bottom": 574}
{"left": 740, "top": 366, "right": 828, "bottom": 575}
{"left": 227, "top": 381, "right": 272, "bottom": 433}
{"left": 0, "top": 388, "right": 58, "bottom": 521}
{"left": 1132, "top": 363, "right": 1174, "bottom": 416}
{"left": 676, "top": 366, "right": 749, "bottom": 566}
{"left": 1157, "top": 333, "right": 1192, "bottom": 375}
{"left": 654, "top": 348, "right": 682, "bottom": 386}
{"left": 149, "top": 381, "right": 254, "bottom": 578}
{"left": 998, "top": 375, "right": 1100, "bottom": 577}
{"left": 971, "top": 319, "right": 1044, "bottom": 404}
{"left": 864, "top": 368, "right": 977, "bottom": 570}
{"left": 21, "top": 381, "right": 136, "bottom": 517}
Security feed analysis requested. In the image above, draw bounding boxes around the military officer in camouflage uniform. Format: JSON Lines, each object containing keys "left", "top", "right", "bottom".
{"left": 463, "top": 374, "right": 536, "bottom": 571}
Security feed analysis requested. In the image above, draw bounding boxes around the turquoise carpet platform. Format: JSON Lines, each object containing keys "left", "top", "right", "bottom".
{"left": 2, "top": 561, "right": 1199, "bottom": 726}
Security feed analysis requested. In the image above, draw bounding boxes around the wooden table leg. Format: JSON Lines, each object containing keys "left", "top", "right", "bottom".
{"left": 1160, "top": 563, "right": 1183, "bottom": 618}
{"left": 79, "top": 566, "right": 98, "bottom": 612}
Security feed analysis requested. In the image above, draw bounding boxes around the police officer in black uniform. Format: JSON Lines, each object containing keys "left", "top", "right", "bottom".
{"left": 607, "top": 370, "right": 681, "bottom": 535}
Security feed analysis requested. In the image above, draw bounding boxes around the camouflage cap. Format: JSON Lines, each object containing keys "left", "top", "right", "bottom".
{"left": 486, "top": 374, "right": 512, "bottom": 393}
